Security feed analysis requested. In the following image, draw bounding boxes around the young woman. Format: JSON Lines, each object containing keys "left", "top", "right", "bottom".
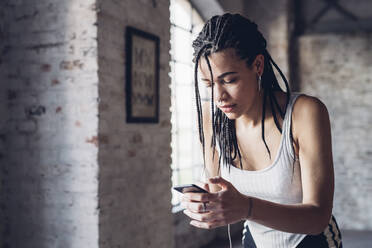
{"left": 180, "top": 13, "right": 342, "bottom": 248}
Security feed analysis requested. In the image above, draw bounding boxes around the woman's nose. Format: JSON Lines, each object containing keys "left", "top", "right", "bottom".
{"left": 214, "top": 83, "right": 227, "bottom": 103}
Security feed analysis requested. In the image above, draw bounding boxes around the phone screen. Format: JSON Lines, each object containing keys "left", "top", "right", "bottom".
{"left": 173, "top": 184, "right": 209, "bottom": 194}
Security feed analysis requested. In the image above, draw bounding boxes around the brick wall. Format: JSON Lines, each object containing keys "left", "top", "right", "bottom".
{"left": 0, "top": 0, "right": 100, "bottom": 247}
{"left": 241, "top": 0, "right": 291, "bottom": 89}
{"left": 0, "top": 1, "right": 7, "bottom": 244}
{"left": 96, "top": 0, "right": 174, "bottom": 247}
{"left": 298, "top": 33, "right": 372, "bottom": 230}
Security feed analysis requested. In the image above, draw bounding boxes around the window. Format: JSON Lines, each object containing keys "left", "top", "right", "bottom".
{"left": 169, "top": 0, "right": 206, "bottom": 209}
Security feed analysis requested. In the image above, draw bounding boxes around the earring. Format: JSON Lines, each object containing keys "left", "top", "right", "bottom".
{"left": 258, "top": 75, "right": 262, "bottom": 91}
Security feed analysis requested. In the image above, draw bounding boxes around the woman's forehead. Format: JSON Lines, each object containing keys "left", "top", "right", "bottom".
{"left": 198, "top": 49, "right": 244, "bottom": 78}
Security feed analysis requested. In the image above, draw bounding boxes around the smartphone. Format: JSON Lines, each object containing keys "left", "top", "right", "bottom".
{"left": 173, "top": 184, "right": 209, "bottom": 194}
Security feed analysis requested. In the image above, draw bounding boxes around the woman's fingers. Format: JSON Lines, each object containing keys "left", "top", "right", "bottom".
{"left": 181, "top": 179, "right": 248, "bottom": 230}
{"left": 183, "top": 192, "right": 218, "bottom": 202}
{"left": 194, "top": 181, "right": 210, "bottom": 192}
{"left": 181, "top": 201, "right": 206, "bottom": 213}
{"left": 182, "top": 200, "right": 220, "bottom": 213}
{"left": 190, "top": 219, "right": 226, "bottom": 229}
{"left": 183, "top": 209, "right": 221, "bottom": 223}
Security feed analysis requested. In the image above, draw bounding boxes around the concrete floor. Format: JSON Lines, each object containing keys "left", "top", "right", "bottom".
{"left": 202, "top": 230, "right": 372, "bottom": 248}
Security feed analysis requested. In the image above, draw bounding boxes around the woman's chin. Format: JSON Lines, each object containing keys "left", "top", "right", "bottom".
{"left": 223, "top": 112, "right": 239, "bottom": 120}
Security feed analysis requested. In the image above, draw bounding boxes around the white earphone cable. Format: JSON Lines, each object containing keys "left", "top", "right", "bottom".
{"left": 228, "top": 223, "right": 233, "bottom": 248}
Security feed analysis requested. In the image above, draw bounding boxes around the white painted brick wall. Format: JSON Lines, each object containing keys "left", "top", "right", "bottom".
{"left": 0, "top": 0, "right": 100, "bottom": 247}
{"left": 298, "top": 33, "right": 372, "bottom": 230}
{"left": 97, "top": 0, "right": 174, "bottom": 247}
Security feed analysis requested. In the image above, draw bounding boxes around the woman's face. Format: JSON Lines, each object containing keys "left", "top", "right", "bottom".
{"left": 199, "top": 48, "right": 263, "bottom": 120}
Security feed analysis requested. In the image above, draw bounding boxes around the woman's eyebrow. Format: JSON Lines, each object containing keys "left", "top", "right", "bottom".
{"left": 201, "top": 71, "right": 238, "bottom": 81}
{"left": 217, "top": 71, "right": 238, "bottom": 79}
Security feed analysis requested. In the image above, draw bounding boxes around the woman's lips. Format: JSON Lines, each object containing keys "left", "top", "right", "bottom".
{"left": 219, "top": 104, "right": 236, "bottom": 113}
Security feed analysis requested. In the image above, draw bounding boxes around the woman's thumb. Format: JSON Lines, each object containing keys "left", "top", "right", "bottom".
{"left": 208, "top": 176, "right": 230, "bottom": 189}
{"left": 194, "top": 181, "right": 210, "bottom": 192}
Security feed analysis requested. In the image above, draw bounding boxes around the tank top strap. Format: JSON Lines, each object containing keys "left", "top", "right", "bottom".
{"left": 282, "top": 92, "right": 302, "bottom": 160}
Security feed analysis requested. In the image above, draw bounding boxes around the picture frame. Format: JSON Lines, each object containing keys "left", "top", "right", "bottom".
{"left": 125, "top": 26, "right": 160, "bottom": 123}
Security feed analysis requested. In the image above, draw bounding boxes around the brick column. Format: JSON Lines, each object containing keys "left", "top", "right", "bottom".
{"left": 0, "top": 1, "right": 100, "bottom": 247}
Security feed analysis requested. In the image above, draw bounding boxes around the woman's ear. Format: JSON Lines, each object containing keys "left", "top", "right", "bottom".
{"left": 254, "top": 54, "right": 264, "bottom": 75}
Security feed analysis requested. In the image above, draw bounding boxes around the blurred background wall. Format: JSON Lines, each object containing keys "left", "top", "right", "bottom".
{"left": 96, "top": 0, "right": 174, "bottom": 247}
{"left": 0, "top": 0, "right": 174, "bottom": 247}
{"left": 0, "top": 0, "right": 100, "bottom": 247}
{"left": 295, "top": 1, "right": 372, "bottom": 230}
{"left": 298, "top": 33, "right": 372, "bottom": 229}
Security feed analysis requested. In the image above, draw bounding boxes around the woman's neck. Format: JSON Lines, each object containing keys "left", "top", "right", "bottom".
{"left": 236, "top": 91, "right": 267, "bottom": 129}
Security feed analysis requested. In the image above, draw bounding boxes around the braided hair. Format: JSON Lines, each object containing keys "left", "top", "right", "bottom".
{"left": 192, "top": 13, "right": 291, "bottom": 175}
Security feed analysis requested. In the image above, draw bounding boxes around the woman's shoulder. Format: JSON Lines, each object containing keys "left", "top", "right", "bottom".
{"left": 291, "top": 93, "right": 328, "bottom": 118}
{"left": 271, "top": 91, "right": 328, "bottom": 116}
{"left": 291, "top": 93, "right": 330, "bottom": 135}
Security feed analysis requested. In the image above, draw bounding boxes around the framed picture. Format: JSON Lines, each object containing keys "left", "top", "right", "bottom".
{"left": 125, "top": 26, "right": 160, "bottom": 123}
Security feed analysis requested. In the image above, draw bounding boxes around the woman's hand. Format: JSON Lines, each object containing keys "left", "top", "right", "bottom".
{"left": 181, "top": 176, "right": 251, "bottom": 229}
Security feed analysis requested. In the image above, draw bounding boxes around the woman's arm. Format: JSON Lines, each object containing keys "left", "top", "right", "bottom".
{"left": 184, "top": 95, "right": 334, "bottom": 235}
{"left": 243, "top": 95, "right": 334, "bottom": 235}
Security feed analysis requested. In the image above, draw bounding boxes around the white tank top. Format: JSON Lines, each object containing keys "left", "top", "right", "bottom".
{"left": 220, "top": 92, "right": 308, "bottom": 248}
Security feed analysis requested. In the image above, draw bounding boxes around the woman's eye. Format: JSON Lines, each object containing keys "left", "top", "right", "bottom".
{"left": 205, "top": 79, "right": 236, "bottom": 88}
{"left": 224, "top": 79, "right": 236, "bottom": 84}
